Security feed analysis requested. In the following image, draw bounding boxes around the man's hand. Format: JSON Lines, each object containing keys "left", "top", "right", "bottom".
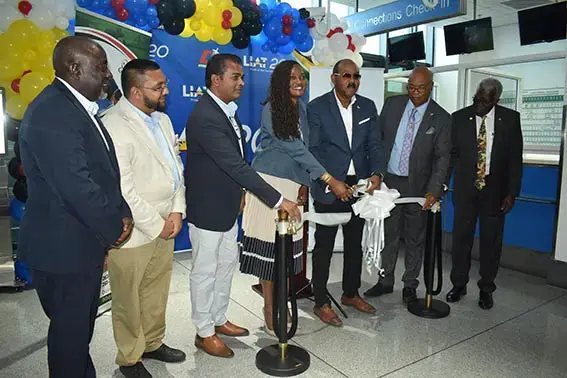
{"left": 159, "top": 220, "right": 175, "bottom": 239}
{"left": 113, "top": 217, "right": 133, "bottom": 247}
{"left": 328, "top": 178, "right": 353, "bottom": 202}
{"left": 366, "top": 175, "right": 382, "bottom": 195}
{"left": 501, "top": 195, "right": 515, "bottom": 214}
{"left": 167, "top": 212, "right": 183, "bottom": 238}
{"left": 297, "top": 185, "right": 308, "bottom": 206}
{"left": 280, "top": 199, "right": 302, "bottom": 221}
{"left": 423, "top": 192, "right": 439, "bottom": 210}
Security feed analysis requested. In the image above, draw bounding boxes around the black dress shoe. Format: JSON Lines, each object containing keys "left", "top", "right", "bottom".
{"left": 364, "top": 283, "right": 393, "bottom": 297}
{"left": 446, "top": 286, "right": 467, "bottom": 303}
{"left": 478, "top": 291, "right": 493, "bottom": 310}
{"left": 402, "top": 287, "right": 417, "bottom": 304}
{"left": 119, "top": 362, "right": 152, "bottom": 378}
{"left": 142, "top": 344, "right": 186, "bottom": 363}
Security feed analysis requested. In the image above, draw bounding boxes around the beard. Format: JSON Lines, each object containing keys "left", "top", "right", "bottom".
{"left": 143, "top": 94, "right": 166, "bottom": 112}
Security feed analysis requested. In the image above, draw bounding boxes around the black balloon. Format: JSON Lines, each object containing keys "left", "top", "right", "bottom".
{"left": 242, "top": 19, "right": 262, "bottom": 36}
{"left": 174, "top": 0, "right": 196, "bottom": 19}
{"left": 156, "top": 0, "right": 176, "bottom": 25}
{"left": 164, "top": 18, "right": 185, "bottom": 35}
{"left": 6, "top": 117, "right": 20, "bottom": 142}
{"left": 13, "top": 179, "right": 27, "bottom": 203}
{"left": 244, "top": 9, "right": 261, "bottom": 22}
{"left": 13, "top": 140, "right": 20, "bottom": 159}
{"left": 231, "top": 27, "right": 250, "bottom": 49}
{"left": 299, "top": 8, "right": 310, "bottom": 19}
{"left": 8, "top": 157, "right": 23, "bottom": 180}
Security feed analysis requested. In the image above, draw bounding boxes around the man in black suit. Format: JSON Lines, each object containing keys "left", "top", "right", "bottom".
{"left": 18, "top": 36, "right": 133, "bottom": 377}
{"left": 446, "top": 78, "right": 523, "bottom": 309}
{"left": 185, "top": 53, "right": 300, "bottom": 358}
{"left": 364, "top": 67, "right": 451, "bottom": 303}
{"left": 308, "top": 59, "right": 385, "bottom": 326}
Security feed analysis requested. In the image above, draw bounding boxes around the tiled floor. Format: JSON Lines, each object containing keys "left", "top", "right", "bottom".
{"left": 1, "top": 251, "right": 566, "bottom": 378}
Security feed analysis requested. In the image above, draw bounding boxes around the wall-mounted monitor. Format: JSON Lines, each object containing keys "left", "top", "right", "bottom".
{"left": 518, "top": 2, "right": 567, "bottom": 46}
{"left": 444, "top": 17, "right": 494, "bottom": 56}
{"left": 0, "top": 87, "right": 6, "bottom": 155}
{"left": 387, "top": 31, "right": 425, "bottom": 64}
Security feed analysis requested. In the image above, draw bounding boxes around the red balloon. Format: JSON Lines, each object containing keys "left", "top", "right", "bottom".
{"left": 222, "top": 10, "right": 232, "bottom": 20}
{"left": 347, "top": 44, "right": 356, "bottom": 52}
{"left": 116, "top": 8, "right": 129, "bottom": 21}
{"left": 326, "top": 30, "right": 335, "bottom": 38}
{"left": 11, "top": 78, "right": 21, "bottom": 94}
{"left": 149, "top": 0, "right": 159, "bottom": 4}
{"left": 222, "top": 20, "right": 232, "bottom": 29}
{"left": 282, "top": 15, "right": 292, "bottom": 25}
{"left": 22, "top": 70, "right": 32, "bottom": 77}
{"left": 346, "top": 34, "right": 352, "bottom": 44}
{"left": 18, "top": 0, "right": 32, "bottom": 16}
{"left": 335, "top": 27, "right": 344, "bottom": 33}
{"left": 306, "top": 18, "right": 315, "bottom": 28}
{"left": 282, "top": 25, "right": 292, "bottom": 36}
{"left": 18, "top": 164, "right": 25, "bottom": 178}
{"left": 112, "top": 0, "right": 125, "bottom": 9}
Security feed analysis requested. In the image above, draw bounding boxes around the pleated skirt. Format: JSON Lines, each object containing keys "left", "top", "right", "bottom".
{"left": 240, "top": 172, "right": 303, "bottom": 281}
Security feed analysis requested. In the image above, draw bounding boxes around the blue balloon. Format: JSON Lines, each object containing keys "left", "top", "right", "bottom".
{"left": 126, "top": 0, "right": 148, "bottom": 14}
{"left": 264, "top": 17, "right": 282, "bottom": 39}
{"left": 251, "top": 31, "right": 269, "bottom": 46}
{"left": 270, "top": 44, "right": 280, "bottom": 53}
{"left": 148, "top": 16, "right": 160, "bottom": 28}
{"left": 291, "top": 9, "right": 300, "bottom": 19}
{"left": 296, "top": 37, "right": 314, "bottom": 52}
{"left": 103, "top": 8, "right": 115, "bottom": 18}
{"left": 77, "top": 0, "right": 92, "bottom": 7}
{"left": 292, "top": 23, "right": 309, "bottom": 44}
{"left": 101, "top": 0, "right": 112, "bottom": 8}
{"left": 259, "top": 4, "right": 269, "bottom": 12}
{"left": 9, "top": 199, "right": 25, "bottom": 222}
{"left": 136, "top": 15, "right": 147, "bottom": 27}
{"left": 279, "top": 41, "right": 295, "bottom": 55}
{"left": 261, "top": 42, "right": 271, "bottom": 52}
{"left": 276, "top": 2, "right": 292, "bottom": 15}
{"left": 146, "top": 5, "right": 157, "bottom": 18}
{"left": 259, "top": 0, "right": 277, "bottom": 8}
{"left": 275, "top": 32, "right": 291, "bottom": 46}
{"left": 91, "top": 0, "right": 103, "bottom": 9}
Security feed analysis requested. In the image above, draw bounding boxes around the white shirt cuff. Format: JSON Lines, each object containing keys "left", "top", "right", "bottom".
{"left": 274, "top": 195, "right": 284, "bottom": 209}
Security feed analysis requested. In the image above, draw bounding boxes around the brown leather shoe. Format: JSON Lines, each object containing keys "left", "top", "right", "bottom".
{"left": 215, "top": 320, "right": 250, "bottom": 337}
{"left": 341, "top": 295, "right": 376, "bottom": 313}
{"left": 313, "top": 304, "right": 343, "bottom": 327}
{"left": 194, "top": 334, "right": 234, "bottom": 358}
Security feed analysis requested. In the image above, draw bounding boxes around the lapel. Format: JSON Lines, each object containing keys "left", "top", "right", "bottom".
{"left": 491, "top": 106, "right": 503, "bottom": 162}
{"left": 234, "top": 114, "right": 248, "bottom": 161}
{"left": 53, "top": 80, "right": 118, "bottom": 177}
{"left": 204, "top": 93, "right": 244, "bottom": 156}
{"left": 298, "top": 100, "right": 309, "bottom": 145}
{"left": 326, "top": 91, "right": 351, "bottom": 151}
{"left": 115, "top": 99, "right": 173, "bottom": 179}
{"left": 351, "top": 100, "right": 364, "bottom": 152}
{"left": 412, "top": 101, "right": 436, "bottom": 148}
{"left": 467, "top": 107, "right": 479, "bottom": 159}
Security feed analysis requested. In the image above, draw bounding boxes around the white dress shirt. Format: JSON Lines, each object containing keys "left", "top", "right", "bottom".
{"left": 207, "top": 90, "right": 283, "bottom": 208}
{"left": 57, "top": 77, "right": 109, "bottom": 150}
{"left": 334, "top": 90, "right": 356, "bottom": 175}
{"left": 476, "top": 106, "right": 495, "bottom": 175}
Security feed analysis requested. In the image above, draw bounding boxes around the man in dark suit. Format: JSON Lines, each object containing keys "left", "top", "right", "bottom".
{"left": 308, "top": 59, "right": 385, "bottom": 326}
{"left": 185, "top": 53, "right": 300, "bottom": 358}
{"left": 364, "top": 67, "right": 451, "bottom": 303}
{"left": 18, "top": 36, "right": 133, "bottom": 377}
{"left": 446, "top": 78, "right": 523, "bottom": 309}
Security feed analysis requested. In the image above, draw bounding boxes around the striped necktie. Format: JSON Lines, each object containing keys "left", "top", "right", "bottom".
{"left": 475, "top": 115, "right": 487, "bottom": 190}
{"left": 398, "top": 108, "right": 417, "bottom": 176}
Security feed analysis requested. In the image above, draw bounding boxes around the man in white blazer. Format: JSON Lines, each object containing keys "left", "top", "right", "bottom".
{"left": 103, "top": 59, "right": 186, "bottom": 378}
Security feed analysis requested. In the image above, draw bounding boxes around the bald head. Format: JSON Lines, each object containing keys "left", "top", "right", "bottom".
{"left": 53, "top": 36, "right": 112, "bottom": 102}
{"left": 407, "top": 66, "right": 433, "bottom": 106}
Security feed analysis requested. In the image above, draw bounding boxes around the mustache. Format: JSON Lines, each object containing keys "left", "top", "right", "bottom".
{"left": 347, "top": 83, "right": 356, "bottom": 88}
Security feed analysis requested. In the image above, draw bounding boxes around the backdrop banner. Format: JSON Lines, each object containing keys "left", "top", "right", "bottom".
{"left": 150, "top": 30, "right": 307, "bottom": 252}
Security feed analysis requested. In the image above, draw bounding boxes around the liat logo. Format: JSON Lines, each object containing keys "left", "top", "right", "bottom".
{"left": 243, "top": 55, "right": 268, "bottom": 69}
{"left": 198, "top": 48, "right": 220, "bottom": 68}
{"left": 183, "top": 85, "right": 205, "bottom": 99}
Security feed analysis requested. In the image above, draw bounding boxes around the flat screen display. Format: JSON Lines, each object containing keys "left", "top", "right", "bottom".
{"left": 444, "top": 17, "right": 494, "bottom": 56}
{"left": 518, "top": 2, "right": 567, "bottom": 46}
{"left": 387, "top": 31, "right": 425, "bottom": 64}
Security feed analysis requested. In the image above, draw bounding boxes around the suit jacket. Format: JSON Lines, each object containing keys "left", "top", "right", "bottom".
{"left": 185, "top": 92, "right": 281, "bottom": 232}
{"left": 18, "top": 79, "right": 131, "bottom": 274}
{"left": 380, "top": 95, "right": 451, "bottom": 197}
{"left": 308, "top": 90, "right": 385, "bottom": 204}
{"left": 251, "top": 100, "right": 326, "bottom": 186}
{"left": 103, "top": 98, "right": 186, "bottom": 248}
{"left": 449, "top": 104, "right": 523, "bottom": 206}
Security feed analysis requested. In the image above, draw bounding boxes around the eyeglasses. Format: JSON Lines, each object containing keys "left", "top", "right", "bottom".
{"left": 334, "top": 72, "right": 362, "bottom": 80}
{"left": 141, "top": 79, "right": 169, "bottom": 93}
{"left": 406, "top": 84, "right": 430, "bottom": 93}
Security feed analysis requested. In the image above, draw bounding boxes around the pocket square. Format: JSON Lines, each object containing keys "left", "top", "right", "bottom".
{"left": 358, "top": 117, "right": 371, "bottom": 125}
{"left": 425, "top": 127, "right": 435, "bottom": 135}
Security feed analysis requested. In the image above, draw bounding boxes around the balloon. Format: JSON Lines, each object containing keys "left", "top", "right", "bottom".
{"left": 291, "top": 23, "right": 309, "bottom": 44}
{"left": 213, "top": 27, "right": 232, "bottom": 45}
{"left": 180, "top": 18, "right": 194, "bottom": 37}
{"left": 279, "top": 41, "right": 294, "bottom": 55}
{"left": 51, "top": 27, "right": 69, "bottom": 42}
{"left": 251, "top": 30, "right": 268, "bottom": 46}
{"left": 20, "top": 72, "right": 49, "bottom": 104}
{"left": 242, "top": 19, "right": 262, "bottom": 36}
{"left": 175, "top": 0, "right": 197, "bottom": 19}
{"left": 146, "top": 5, "right": 158, "bottom": 18}
{"left": 296, "top": 37, "right": 313, "bottom": 52}
{"left": 195, "top": 24, "right": 212, "bottom": 42}
{"left": 190, "top": 18, "right": 202, "bottom": 31}
{"left": 116, "top": 8, "right": 129, "bottom": 21}
{"left": 111, "top": 0, "right": 124, "bottom": 9}
{"left": 6, "top": 95, "right": 27, "bottom": 120}
{"left": 329, "top": 32, "right": 348, "bottom": 53}
{"left": 351, "top": 52, "right": 363, "bottom": 68}
{"left": 148, "top": 16, "right": 161, "bottom": 28}
{"left": 0, "top": 5, "right": 24, "bottom": 32}
{"left": 125, "top": 0, "right": 148, "bottom": 15}
{"left": 259, "top": 0, "right": 276, "bottom": 8}
{"left": 36, "top": 29, "right": 57, "bottom": 58}
{"left": 261, "top": 42, "right": 271, "bottom": 52}
{"left": 28, "top": 6, "right": 56, "bottom": 30}
{"left": 351, "top": 33, "right": 366, "bottom": 48}
{"left": 275, "top": 2, "right": 291, "bottom": 15}
{"left": 275, "top": 32, "right": 291, "bottom": 46}
{"left": 263, "top": 17, "right": 281, "bottom": 38}
{"left": 231, "top": 27, "right": 250, "bottom": 49}
{"left": 55, "top": 17, "right": 70, "bottom": 30}
{"left": 164, "top": 18, "right": 185, "bottom": 35}
{"left": 6, "top": 19, "right": 40, "bottom": 48}
{"left": 104, "top": 8, "right": 116, "bottom": 18}
{"left": 230, "top": 6, "right": 242, "bottom": 26}
{"left": 203, "top": 6, "right": 221, "bottom": 27}
{"left": 0, "top": 57, "right": 22, "bottom": 81}
{"left": 18, "top": 1, "right": 33, "bottom": 16}
{"left": 156, "top": 0, "right": 175, "bottom": 25}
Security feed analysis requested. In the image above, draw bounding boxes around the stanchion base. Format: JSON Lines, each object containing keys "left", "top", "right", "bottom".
{"left": 256, "top": 344, "right": 310, "bottom": 377}
{"left": 407, "top": 298, "right": 450, "bottom": 319}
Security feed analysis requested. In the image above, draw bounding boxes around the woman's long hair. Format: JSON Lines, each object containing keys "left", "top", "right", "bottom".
{"left": 267, "top": 60, "right": 301, "bottom": 140}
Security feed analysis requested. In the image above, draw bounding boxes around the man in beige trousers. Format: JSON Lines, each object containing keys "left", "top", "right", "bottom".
{"left": 103, "top": 59, "right": 186, "bottom": 378}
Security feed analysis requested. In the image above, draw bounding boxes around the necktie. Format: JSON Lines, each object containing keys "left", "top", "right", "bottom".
{"left": 475, "top": 116, "right": 487, "bottom": 190}
{"left": 398, "top": 108, "right": 417, "bottom": 176}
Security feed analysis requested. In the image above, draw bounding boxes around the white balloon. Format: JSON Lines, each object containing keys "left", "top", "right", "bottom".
{"left": 340, "top": 21, "right": 349, "bottom": 31}
{"left": 0, "top": 4, "right": 22, "bottom": 32}
{"left": 329, "top": 33, "right": 348, "bottom": 53}
{"left": 352, "top": 52, "right": 364, "bottom": 68}
{"left": 310, "top": 27, "right": 325, "bottom": 41}
{"left": 329, "top": 14, "right": 341, "bottom": 29}
{"left": 28, "top": 6, "right": 56, "bottom": 30}
{"left": 317, "top": 38, "right": 329, "bottom": 49}
{"left": 55, "top": 16, "right": 69, "bottom": 30}
{"left": 351, "top": 33, "right": 366, "bottom": 48}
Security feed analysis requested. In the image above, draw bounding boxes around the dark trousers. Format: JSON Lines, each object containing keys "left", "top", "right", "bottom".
{"left": 312, "top": 176, "right": 364, "bottom": 308}
{"left": 31, "top": 264, "right": 103, "bottom": 378}
{"left": 450, "top": 182, "right": 505, "bottom": 293}
{"left": 379, "top": 174, "right": 427, "bottom": 289}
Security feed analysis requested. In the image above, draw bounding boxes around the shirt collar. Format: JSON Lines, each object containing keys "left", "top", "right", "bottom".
{"left": 409, "top": 98, "right": 430, "bottom": 115}
{"left": 125, "top": 98, "right": 160, "bottom": 125}
{"left": 333, "top": 89, "right": 356, "bottom": 110}
{"left": 207, "top": 89, "right": 238, "bottom": 118}
{"left": 476, "top": 106, "right": 495, "bottom": 119}
{"left": 57, "top": 77, "right": 99, "bottom": 116}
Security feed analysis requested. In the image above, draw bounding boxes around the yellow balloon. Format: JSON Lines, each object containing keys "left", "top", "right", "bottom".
{"left": 51, "top": 27, "right": 69, "bottom": 42}
{"left": 36, "top": 29, "right": 57, "bottom": 57}
{"left": 190, "top": 18, "right": 202, "bottom": 31}
{"left": 31, "top": 55, "right": 53, "bottom": 74}
{"left": 19, "top": 72, "right": 49, "bottom": 104}
{"left": 180, "top": 18, "right": 195, "bottom": 38}
{"left": 210, "top": 0, "right": 222, "bottom": 5}
{"left": 6, "top": 95, "right": 28, "bottom": 120}
{"left": 6, "top": 19, "right": 40, "bottom": 50}
{"left": 204, "top": 6, "right": 221, "bottom": 27}
{"left": 213, "top": 28, "right": 232, "bottom": 45}
{"left": 195, "top": 24, "right": 213, "bottom": 42}
{"left": 0, "top": 57, "right": 22, "bottom": 81}
{"left": 220, "top": 0, "right": 233, "bottom": 8}
{"left": 230, "top": 7, "right": 243, "bottom": 27}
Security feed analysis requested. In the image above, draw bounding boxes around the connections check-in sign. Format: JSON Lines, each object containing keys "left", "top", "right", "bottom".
{"left": 344, "top": 0, "right": 466, "bottom": 36}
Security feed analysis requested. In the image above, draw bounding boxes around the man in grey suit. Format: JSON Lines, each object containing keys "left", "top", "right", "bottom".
{"left": 364, "top": 67, "right": 451, "bottom": 304}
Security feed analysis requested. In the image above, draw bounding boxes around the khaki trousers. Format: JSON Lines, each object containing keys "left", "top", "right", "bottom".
{"left": 107, "top": 238, "right": 174, "bottom": 366}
